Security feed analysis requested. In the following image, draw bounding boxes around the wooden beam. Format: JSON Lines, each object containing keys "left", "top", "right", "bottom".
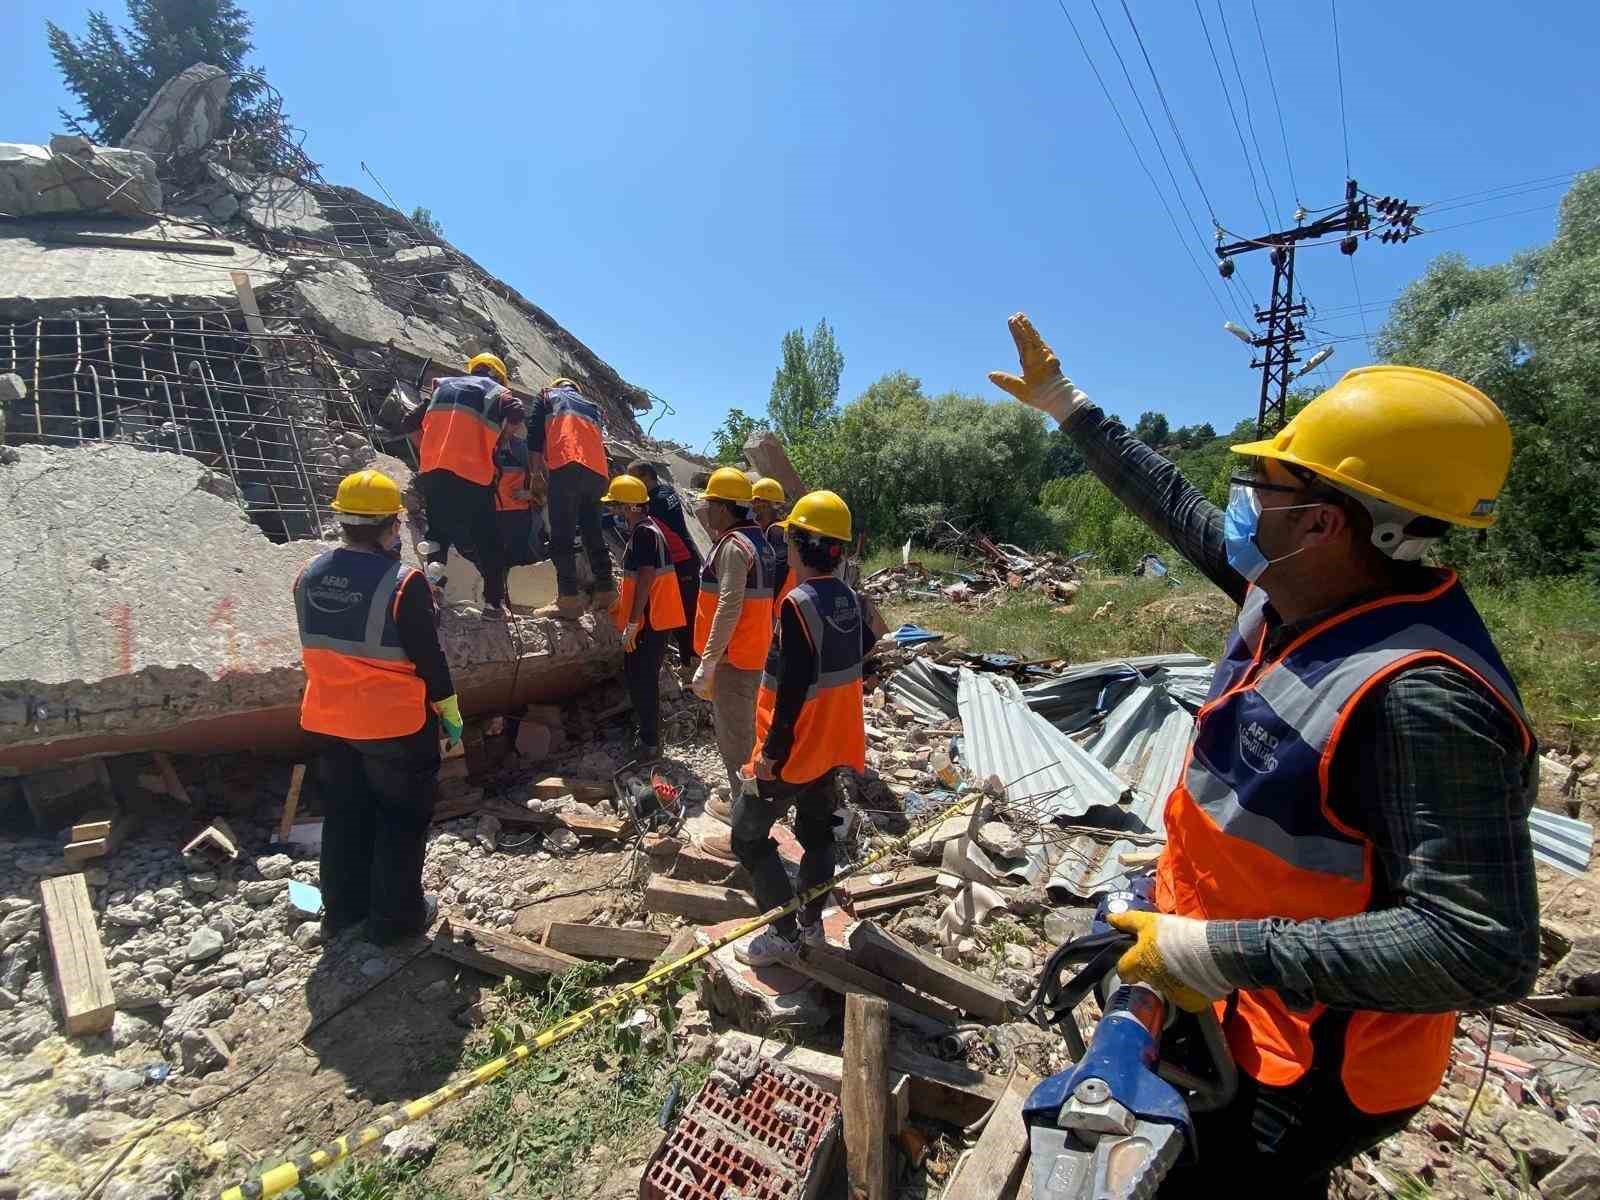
{"left": 432, "top": 919, "right": 582, "bottom": 983}
{"left": 543, "top": 922, "right": 670, "bottom": 962}
{"left": 850, "top": 921, "right": 1013, "bottom": 1023}
{"left": 943, "top": 1068, "right": 1038, "bottom": 1200}
{"left": 70, "top": 814, "right": 113, "bottom": 841}
{"left": 793, "top": 945, "right": 961, "bottom": 1027}
{"left": 42, "top": 229, "right": 236, "bottom": 255}
{"left": 643, "top": 877, "right": 758, "bottom": 923}
{"left": 276, "top": 764, "right": 307, "bottom": 843}
{"left": 853, "top": 892, "right": 931, "bottom": 919}
{"left": 844, "top": 866, "right": 940, "bottom": 902}
{"left": 39, "top": 874, "right": 114, "bottom": 1035}
{"left": 152, "top": 752, "right": 192, "bottom": 806}
{"left": 529, "top": 776, "right": 611, "bottom": 803}
{"left": 843, "top": 995, "right": 892, "bottom": 1200}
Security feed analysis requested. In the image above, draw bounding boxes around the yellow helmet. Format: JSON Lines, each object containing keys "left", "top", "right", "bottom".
{"left": 782, "top": 490, "right": 851, "bottom": 542}
{"left": 331, "top": 469, "right": 404, "bottom": 522}
{"left": 601, "top": 474, "right": 649, "bottom": 505}
{"left": 548, "top": 376, "right": 579, "bottom": 391}
{"left": 465, "top": 353, "right": 509, "bottom": 385}
{"left": 1231, "top": 365, "right": 1511, "bottom": 528}
{"left": 751, "top": 477, "right": 786, "bottom": 504}
{"left": 700, "top": 466, "right": 755, "bottom": 504}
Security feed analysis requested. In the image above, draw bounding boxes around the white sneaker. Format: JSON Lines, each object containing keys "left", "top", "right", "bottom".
{"left": 735, "top": 929, "right": 800, "bottom": 967}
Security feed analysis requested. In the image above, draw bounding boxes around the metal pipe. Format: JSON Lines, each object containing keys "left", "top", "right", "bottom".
{"left": 87, "top": 364, "right": 106, "bottom": 440}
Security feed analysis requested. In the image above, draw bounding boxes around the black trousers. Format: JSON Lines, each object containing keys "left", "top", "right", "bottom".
{"left": 673, "top": 561, "right": 700, "bottom": 663}
{"left": 623, "top": 623, "right": 671, "bottom": 752}
{"left": 730, "top": 772, "right": 836, "bottom": 938}
{"left": 312, "top": 719, "right": 440, "bottom": 943}
{"left": 548, "top": 463, "right": 612, "bottom": 598}
{"left": 420, "top": 469, "right": 505, "bottom": 607}
{"left": 496, "top": 508, "right": 535, "bottom": 567}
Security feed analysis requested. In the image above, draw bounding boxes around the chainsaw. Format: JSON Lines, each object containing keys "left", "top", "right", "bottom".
{"left": 1023, "top": 878, "right": 1237, "bottom": 1200}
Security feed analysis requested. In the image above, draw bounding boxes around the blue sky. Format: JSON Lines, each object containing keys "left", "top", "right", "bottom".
{"left": 6, "top": 1, "right": 1595, "bottom": 451}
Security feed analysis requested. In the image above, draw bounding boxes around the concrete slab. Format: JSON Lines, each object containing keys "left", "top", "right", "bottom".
{"left": 287, "top": 259, "right": 460, "bottom": 363}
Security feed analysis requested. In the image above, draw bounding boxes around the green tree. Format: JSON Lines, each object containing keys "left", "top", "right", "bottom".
{"left": 767, "top": 319, "right": 843, "bottom": 449}
{"left": 1043, "top": 425, "right": 1086, "bottom": 479}
{"left": 709, "top": 407, "right": 767, "bottom": 466}
{"left": 409, "top": 206, "right": 444, "bottom": 239}
{"left": 1132, "top": 410, "right": 1170, "bottom": 447}
{"left": 48, "top": 0, "right": 271, "bottom": 144}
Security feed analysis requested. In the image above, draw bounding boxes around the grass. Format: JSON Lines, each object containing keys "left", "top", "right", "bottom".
{"left": 861, "top": 545, "right": 967, "bottom": 577}
{"left": 1471, "top": 574, "right": 1600, "bottom": 754}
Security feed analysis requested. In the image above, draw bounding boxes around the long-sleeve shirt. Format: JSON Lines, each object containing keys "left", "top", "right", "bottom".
{"left": 701, "top": 533, "right": 753, "bottom": 667}
{"left": 394, "top": 569, "right": 454, "bottom": 703}
{"left": 1063, "top": 403, "right": 1539, "bottom": 1013}
{"left": 401, "top": 377, "right": 525, "bottom": 436}
{"left": 762, "top": 582, "right": 879, "bottom": 768}
{"left": 648, "top": 484, "right": 702, "bottom": 566}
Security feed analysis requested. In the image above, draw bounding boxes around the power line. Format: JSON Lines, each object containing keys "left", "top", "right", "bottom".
{"left": 1417, "top": 201, "right": 1563, "bottom": 236}
{"left": 1193, "top": 0, "right": 1273, "bottom": 228}
{"left": 1118, "top": 0, "right": 1222, "bottom": 225}
{"left": 1421, "top": 168, "right": 1593, "bottom": 210}
{"left": 1251, "top": 0, "right": 1301, "bottom": 207}
{"left": 1347, "top": 255, "right": 1373, "bottom": 355}
{"left": 1216, "top": 0, "right": 1281, "bottom": 221}
{"left": 1424, "top": 176, "right": 1585, "bottom": 217}
{"left": 1329, "top": 0, "right": 1352, "bottom": 175}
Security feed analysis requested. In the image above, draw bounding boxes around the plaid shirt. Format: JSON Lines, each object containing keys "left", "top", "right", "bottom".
{"left": 1067, "top": 405, "right": 1540, "bottom": 1012}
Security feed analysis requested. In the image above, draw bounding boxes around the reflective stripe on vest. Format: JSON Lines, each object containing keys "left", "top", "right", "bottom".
{"left": 746, "top": 578, "right": 867, "bottom": 784}
{"left": 1156, "top": 570, "right": 1531, "bottom": 1114}
{"left": 294, "top": 548, "right": 427, "bottom": 740}
{"left": 420, "top": 376, "right": 505, "bottom": 486}
{"left": 693, "top": 525, "right": 776, "bottom": 670}
{"left": 612, "top": 520, "right": 688, "bottom": 634}
{"left": 544, "top": 387, "right": 607, "bottom": 475}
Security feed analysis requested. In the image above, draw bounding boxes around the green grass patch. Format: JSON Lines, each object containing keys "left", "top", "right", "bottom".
{"left": 1469, "top": 573, "right": 1600, "bottom": 752}
{"left": 860, "top": 545, "right": 968, "bottom": 577}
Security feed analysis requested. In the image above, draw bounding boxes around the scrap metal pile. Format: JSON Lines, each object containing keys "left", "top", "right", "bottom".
{"left": 861, "top": 536, "right": 1088, "bottom": 609}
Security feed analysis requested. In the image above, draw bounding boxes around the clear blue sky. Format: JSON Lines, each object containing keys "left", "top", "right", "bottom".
{"left": 7, "top": 1, "right": 1596, "bottom": 452}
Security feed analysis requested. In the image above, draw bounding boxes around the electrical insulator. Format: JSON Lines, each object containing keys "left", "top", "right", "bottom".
{"left": 1340, "top": 236, "right": 1359, "bottom": 255}
{"left": 1270, "top": 248, "right": 1285, "bottom": 267}
{"left": 1218, "top": 257, "right": 1236, "bottom": 279}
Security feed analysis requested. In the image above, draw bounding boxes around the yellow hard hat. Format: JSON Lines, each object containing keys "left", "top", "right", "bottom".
{"left": 548, "top": 376, "right": 579, "bottom": 391}
{"left": 1231, "top": 365, "right": 1511, "bottom": 528}
{"left": 331, "top": 469, "right": 404, "bottom": 522}
{"left": 466, "top": 353, "right": 509, "bottom": 385}
{"left": 700, "top": 466, "right": 755, "bottom": 504}
{"left": 602, "top": 474, "right": 649, "bottom": 505}
{"left": 782, "top": 490, "right": 851, "bottom": 542}
{"left": 752, "top": 477, "right": 786, "bottom": 504}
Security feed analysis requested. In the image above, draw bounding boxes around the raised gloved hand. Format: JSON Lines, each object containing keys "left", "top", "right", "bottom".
{"left": 690, "top": 656, "right": 718, "bottom": 701}
{"left": 1107, "top": 910, "right": 1232, "bottom": 1013}
{"left": 433, "top": 694, "right": 464, "bottom": 747}
{"left": 622, "top": 621, "right": 642, "bottom": 652}
{"left": 988, "top": 313, "right": 1091, "bottom": 424}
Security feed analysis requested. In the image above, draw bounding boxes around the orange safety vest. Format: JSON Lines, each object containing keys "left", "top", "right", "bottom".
{"left": 543, "top": 385, "right": 607, "bottom": 476}
{"left": 765, "top": 521, "right": 796, "bottom": 610}
{"left": 612, "top": 517, "right": 688, "bottom": 634}
{"left": 420, "top": 376, "right": 508, "bottom": 486}
{"left": 493, "top": 441, "right": 533, "bottom": 512}
{"left": 746, "top": 577, "right": 866, "bottom": 784}
{"left": 1156, "top": 571, "right": 1532, "bottom": 1115}
{"left": 294, "top": 548, "right": 428, "bottom": 740}
{"left": 694, "top": 523, "right": 775, "bottom": 670}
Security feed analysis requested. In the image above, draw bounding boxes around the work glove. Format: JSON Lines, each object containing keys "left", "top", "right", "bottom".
{"left": 988, "top": 313, "right": 1091, "bottom": 425}
{"left": 690, "top": 656, "right": 718, "bottom": 701}
{"left": 622, "top": 621, "right": 642, "bottom": 653}
{"left": 433, "top": 694, "right": 465, "bottom": 748}
{"left": 1107, "top": 910, "right": 1233, "bottom": 1014}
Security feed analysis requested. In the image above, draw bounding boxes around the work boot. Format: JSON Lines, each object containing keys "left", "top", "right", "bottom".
{"left": 480, "top": 601, "right": 509, "bottom": 621}
{"left": 798, "top": 919, "right": 826, "bottom": 948}
{"left": 735, "top": 929, "right": 800, "bottom": 967}
{"left": 590, "top": 586, "right": 620, "bottom": 614}
{"left": 700, "top": 830, "right": 738, "bottom": 862}
{"left": 704, "top": 789, "right": 734, "bottom": 825}
{"left": 533, "top": 594, "right": 588, "bottom": 621}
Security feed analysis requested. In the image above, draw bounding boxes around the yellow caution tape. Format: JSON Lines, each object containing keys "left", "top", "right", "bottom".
{"left": 218, "top": 789, "right": 983, "bottom": 1200}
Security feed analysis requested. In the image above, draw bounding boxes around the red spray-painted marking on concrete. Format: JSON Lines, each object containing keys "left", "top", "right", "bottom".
{"left": 209, "top": 596, "right": 241, "bottom": 679}
{"left": 110, "top": 603, "right": 133, "bottom": 673}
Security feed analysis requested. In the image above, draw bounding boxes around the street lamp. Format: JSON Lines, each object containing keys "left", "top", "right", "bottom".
{"left": 1223, "top": 321, "right": 1255, "bottom": 345}
{"left": 1292, "top": 347, "right": 1335, "bottom": 380}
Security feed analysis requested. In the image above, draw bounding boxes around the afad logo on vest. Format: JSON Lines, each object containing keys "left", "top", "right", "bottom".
{"left": 306, "top": 576, "right": 366, "bottom": 615}
{"left": 1239, "top": 719, "right": 1281, "bottom": 774}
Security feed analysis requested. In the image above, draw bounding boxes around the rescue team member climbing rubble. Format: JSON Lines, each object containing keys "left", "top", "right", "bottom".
{"left": 603, "top": 473, "right": 688, "bottom": 760}
{"left": 292, "top": 470, "right": 462, "bottom": 945}
{"left": 750, "top": 476, "right": 793, "bottom": 607}
{"left": 690, "top": 467, "right": 776, "bottom": 804}
{"left": 491, "top": 426, "right": 548, "bottom": 569}
{"left": 991, "top": 314, "right": 1538, "bottom": 1192}
{"left": 403, "top": 353, "right": 525, "bottom": 618}
{"left": 527, "top": 376, "right": 616, "bottom": 621}
{"left": 728, "top": 491, "right": 874, "bottom": 967}
{"left": 629, "top": 458, "right": 704, "bottom": 680}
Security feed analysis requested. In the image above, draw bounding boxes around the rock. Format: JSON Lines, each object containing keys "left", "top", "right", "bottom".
{"left": 1, "top": 1008, "right": 54, "bottom": 1055}
{"left": 682, "top": 1033, "right": 716, "bottom": 1063}
{"left": 0, "top": 986, "right": 15, "bottom": 1010}
{"left": 1003, "top": 942, "right": 1035, "bottom": 971}
{"left": 210, "top": 914, "right": 237, "bottom": 942}
{"left": 416, "top": 978, "right": 452, "bottom": 1003}
{"left": 186, "top": 927, "right": 225, "bottom": 962}
{"left": 1543, "top": 1151, "right": 1600, "bottom": 1199}
{"left": 0, "top": 372, "right": 27, "bottom": 404}
{"left": 1555, "top": 936, "right": 1600, "bottom": 995}
{"left": 111, "top": 1011, "right": 159, "bottom": 1049}
{"left": 255, "top": 854, "right": 294, "bottom": 880}
{"left": 238, "top": 879, "right": 288, "bottom": 905}
{"left": 381, "top": 1125, "right": 438, "bottom": 1164}
{"left": 292, "top": 921, "right": 323, "bottom": 950}
{"left": 103, "top": 903, "right": 154, "bottom": 929}
{"left": 547, "top": 827, "right": 580, "bottom": 856}
{"left": 999, "top": 968, "right": 1036, "bottom": 1003}
{"left": 114, "top": 980, "right": 168, "bottom": 1011}
{"left": 475, "top": 814, "right": 502, "bottom": 852}
{"left": 0, "top": 138, "right": 161, "bottom": 218}
{"left": 101, "top": 1067, "right": 145, "bottom": 1095}
{"left": 976, "top": 821, "right": 1023, "bottom": 858}
{"left": 1042, "top": 909, "right": 1092, "bottom": 946}
{"left": 1501, "top": 1109, "right": 1581, "bottom": 1176}
{"left": 179, "top": 1028, "right": 226, "bottom": 1075}
{"left": 516, "top": 721, "right": 553, "bottom": 760}
{"left": 895, "top": 915, "right": 939, "bottom": 946}
{"left": 186, "top": 870, "right": 222, "bottom": 896}
{"left": 360, "top": 956, "right": 391, "bottom": 978}
{"left": 162, "top": 989, "right": 231, "bottom": 1043}
{"left": 120, "top": 63, "right": 231, "bottom": 159}
{"left": 955, "top": 936, "right": 979, "bottom": 960}
{"left": 0, "top": 904, "right": 39, "bottom": 943}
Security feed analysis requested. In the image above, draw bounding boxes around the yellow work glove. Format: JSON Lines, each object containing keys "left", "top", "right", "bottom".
{"left": 622, "top": 620, "right": 642, "bottom": 653}
{"left": 433, "top": 694, "right": 464, "bottom": 747}
{"left": 987, "top": 312, "right": 1092, "bottom": 425}
{"left": 1107, "top": 910, "right": 1232, "bottom": 1014}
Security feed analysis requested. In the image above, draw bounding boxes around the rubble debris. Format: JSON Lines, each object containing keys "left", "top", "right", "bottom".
{"left": 862, "top": 540, "right": 1083, "bottom": 610}
{"left": 0, "top": 136, "right": 161, "bottom": 218}
{"left": 789, "top": 942, "right": 961, "bottom": 1034}
{"left": 849, "top": 920, "right": 1014, "bottom": 1023}
{"left": 182, "top": 818, "right": 239, "bottom": 864}
{"left": 842, "top": 993, "right": 893, "bottom": 1200}
{"left": 39, "top": 874, "right": 115, "bottom": 1036}
{"left": 644, "top": 876, "right": 760, "bottom": 923}
{"left": 273, "top": 764, "right": 308, "bottom": 843}
{"left": 431, "top": 919, "right": 582, "bottom": 984}
{"left": 542, "top": 921, "right": 670, "bottom": 962}
{"left": 120, "top": 63, "right": 232, "bottom": 160}
{"left": 741, "top": 429, "right": 808, "bottom": 501}
{"left": 942, "top": 1068, "right": 1038, "bottom": 1200}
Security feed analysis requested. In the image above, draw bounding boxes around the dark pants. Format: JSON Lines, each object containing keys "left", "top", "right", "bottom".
{"left": 673, "top": 561, "right": 700, "bottom": 664}
{"left": 623, "top": 623, "right": 671, "bottom": 752}
{"left": 497, "top": 508, "right": 534, "bottom": 567}
{"left": 548, "top": 463, "right": 612, "bottom": 598}
{"left": 420, "top": 469, "right": 505, "bottom": 607}
{"left": 313, "top": 719, "right": 441, "bottom": 943}
{"left": 730, "top": 772, "right": 837, "bottom": 938}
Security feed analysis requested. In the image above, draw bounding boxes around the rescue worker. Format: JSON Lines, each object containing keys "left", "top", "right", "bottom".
{"left": 628, "top": 459, "right": 703, "bottom": 676}
{"left": 527, "top": 376, "right": 616, "bottom": 620}
{"left": 403, "top": 353, "right": 526, "bottom": 617}
{"left": 728, "top": 491, "right": 873, "bottom": 966}
{"left": 292, "top": 470, "right": 464, "bottom": 945}
{"left": 491, "top": 428, "right": 541, "bottom": 569}
{"left": 602, "top": 474, "right": 688, "bottom": 760}
{"left": 991, "top": 314, "right": 1538, "bottom": 1192}
{"left": 750, "top": 477, "right": 793, "bottom": 607}
{"left": 690, "top": 467, "right": 776, "bottom": 802}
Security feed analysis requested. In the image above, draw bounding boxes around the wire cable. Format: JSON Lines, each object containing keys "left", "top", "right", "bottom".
{"left": 1251, "top": 0, "right": 1301, "bottom": 209}
{"left": 1330, "top": 0, "right": 1353, "bottom": 176}
{"left": 1119, "top": 0, "right": 1222, "bottom": 225}
{"left": 1347, "top": 255, "right": 1373, "bottom": 357}
{"left": 1193, "top": 0, "right": 1273, "bottom": 229}
{"left": 1216, "top": 0, "right": 1281, "bottom": 221}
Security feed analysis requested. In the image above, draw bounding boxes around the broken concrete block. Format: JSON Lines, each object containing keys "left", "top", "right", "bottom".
{"left": 0, "top": 139, "right": 161, "bottom": 219}
{"left": 120, "top": 64, "right": 231, "bottom": 159}
{"left": 18, "top": 760, "right": 113, "bottom": 833}
{"left": 0, "top": 373, "right": 26, "bottom": 404}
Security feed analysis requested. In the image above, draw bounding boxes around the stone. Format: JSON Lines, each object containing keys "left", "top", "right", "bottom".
{"left": 186, "top": 871, "right": 221, "bottom": 895}
{"left": 101, "top": 1068, "right": 145, "bottom": 1095}
{"left": 1542, "top": 1151, "right": 1600, "bottom": 1199}
{"left": 360, "top": 956, "right": 391, "bottom": 978}
{"left": 0, "top": 986, "right": 16, "bottom": 1010}
{"left": 1555, "top": 936, "right": 1600, "bottom": 995}
{"left": 381, "top": 1125, "right": 438, "bottom": 1164}
{"left": 239, "top": 175, "right": 335, "bottom": 238}
{"left": 162, "top": 989, "right": 231, "bottom": 1042}
{"left": 476, "top": 814, "right": 502, "bottom": 851}
{"left": 416, "top": 978, "right": 452, "bottom": 1003}
{"left": 115, "top": 980, "right": 168, "bottom": 1011}
{"left": 179, "top": 1028, "right": 226, "bottom": 1075}
{"left": 292, "top": 921, "right": 323, "bottom": 950}
{"left": 1003, "top": 942, "right": 1035, "bottom": 971}
{"left": 1043, "top": 909, "right": 1092, "bottom": 946}
{"left": 111, "top": 1011, "right": 159, "bottom": 1049}
{"left": 239, "top": 879, "right": 288, "bottom": 905}
{"left": 120, "top": 63, "right": 231, "bottom": 159}
{"left": 1, "top": 1009, "right": 54, "bottom": 1055}
{"left": 0, "top": 138, "right": 161, "bottom": 218}
{"left": 255, "top": 854, "right": 294, "bottom": 881}
{"left": 0, "top": 905, "right": 38, "bottom": 944}
{"left": 186, "top": 927, "right": 225, "bottom": 962}
{"left": 1501, "top": 1109, "right": 1581, "bottom": 1176}
{"left": 894, "top": 915, "right": 939, "bottom": 946}
{"left": 0, "top": 372, "right": 25, "bottom": 404}
{"left": 104, "top": 903, "right": 154, "bottom": 929}
{"left": 516, "top": 721, "right": 553, "bottom": 760}
{"left": 210, "top": 914, "right": 237, "bottom": 942}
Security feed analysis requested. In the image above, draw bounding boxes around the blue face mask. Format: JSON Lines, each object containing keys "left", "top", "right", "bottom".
{"left": 1223, "top": 483, "right": 1319, "bottom": 583}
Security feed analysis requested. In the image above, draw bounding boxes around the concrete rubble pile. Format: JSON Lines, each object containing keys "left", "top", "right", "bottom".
{"left": 862, "top": 544, "right": 1084, "bottom": 609}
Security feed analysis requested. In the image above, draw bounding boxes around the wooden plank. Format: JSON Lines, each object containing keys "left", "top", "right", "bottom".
{"left": 793, "top": 945, "right": 961, "bottom": 1026}
{"left": 181, "top": 816, "right": 237, "bottom": 861}
{"left": 70, "top": 814, "right": 113, "bottom": 841}
{"left": 843, "top": 994, "right": 892, "bottom": 1200}
{"left": 853, "top": 892, "right": 930, "bottom": 919}
{"left": 64, "top": 838, "right": 108, "bottom": 863}
{"left": 152, "top": 753, "right": 192, "bottom": 806}
{"left": 39, "top": 874, "right": 114, "bottom": 1035}
{"left": 643, "top": 877, "right": 759, "bottom": 924}
{"left": 543, "top": 922, "right": 670, "bottom": 962}
{"left": 557, "top": 813, "right": 630, "bottom": 841}
{"left": 943, "top": 1068, "right": 1038, "bottom": 1200}
{"left": 42, "top": 230, "right": 236, "bottom": 255}
{"left": 276, "top": 764, "right": 307, "bottom": 843}
{"left": 432, "top": 919, "right": 582, "bottom": 983}
{"left": 844, "top": 866, "right": 940, "bottom": 902}
{"left": 529, "top": 776, "right": 611, "bottom": 803}
{"left": 850, "top": 921, "right": 1012, "bottom": 1023}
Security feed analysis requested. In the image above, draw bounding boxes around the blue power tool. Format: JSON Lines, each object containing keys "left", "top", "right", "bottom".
{"left": 1022, "top": 880, "right": 1237, "bottom": 1200}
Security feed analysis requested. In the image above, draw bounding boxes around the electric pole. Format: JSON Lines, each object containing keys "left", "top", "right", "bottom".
{"left": 1216, "top": 179, "right": 1419, "bottom": 435}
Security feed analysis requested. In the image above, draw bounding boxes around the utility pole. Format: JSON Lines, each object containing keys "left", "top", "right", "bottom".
{"left": 1217, "top": 180, "right": 1419, "bottom": 435}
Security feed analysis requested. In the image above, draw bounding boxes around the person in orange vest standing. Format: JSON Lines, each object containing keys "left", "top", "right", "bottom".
{"left": 527, "top": 376, "right": 616, "bottom": 621}
{"left": 992, "top": 314, "right": 1538, "bottom": 1190}
{"left": 491, "top": 428, "right": 548, "bottom": 568}
{"left": 726, "top": 491, "right": 874, "bottom": 966}
{"left": 404, "top": 353, "right": 526, "bottom": 617}
{"left": 293, "top": 470, "right": 465, "bottom": 945}
{"left": 750, "top": 477, "right": 794, "bottom": 609}
{"left": 601, "top": 473, "right": 688, "bottom": 760}
{"left": 690, "top": 467, "right": 776, "bottom": 803}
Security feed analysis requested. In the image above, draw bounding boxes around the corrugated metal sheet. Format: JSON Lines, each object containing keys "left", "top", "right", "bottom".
{"left": 1530, "top": 808, "right": 1595, "bottom": 876}
{"left": 1021, "top": 654, "right": 1213, "bottom": 733}
{"left": 885, "top": 658, "right": 959, "bottom": 723}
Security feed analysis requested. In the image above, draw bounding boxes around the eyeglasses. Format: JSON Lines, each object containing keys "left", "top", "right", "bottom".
{"left": 1228, "top": 473, "right": 1309, "bottom": 497}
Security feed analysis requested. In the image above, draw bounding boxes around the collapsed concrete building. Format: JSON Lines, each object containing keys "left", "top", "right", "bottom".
{"left": 0, "top": 66, "right": 708, "bottom": 794}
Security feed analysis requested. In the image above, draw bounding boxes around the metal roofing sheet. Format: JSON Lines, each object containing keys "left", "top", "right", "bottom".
{"left": 1530, "top": 807, "right": 1595, "bottom": 877}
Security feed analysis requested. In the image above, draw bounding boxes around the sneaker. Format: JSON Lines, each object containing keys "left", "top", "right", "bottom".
{"left": 704, "top": 790, "right": 734, "bottom": 825}
{"left": 735, "top": 929, "right": 800, "bottom": 967}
